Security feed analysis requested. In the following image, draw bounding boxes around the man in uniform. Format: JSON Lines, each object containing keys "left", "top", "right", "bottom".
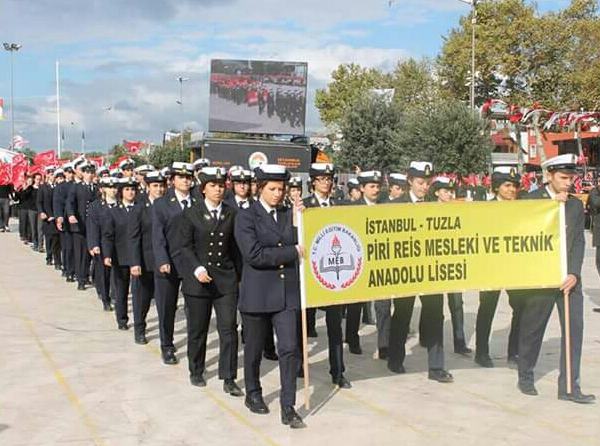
{"left": 387, "top": 162, "right": 453, "bottom": 383}
{"left": 302, "top": 163, "right": 351, "bottom": 388}
{"left": 53, "top": 163, "right": 76, "bottom": 282}
{"left": 152, "top": 162, "right": 197, "bottom": 365}
{"left": 38, "top": 166, "right": 61, "bottom": 268}
{"left": 585, "top": 175, "right": 600, "bottom": 313}
{"left": 517, "top": 154, "right": 595, "bottom": 403}
{"left": 119, "top": 158, "right": 135, "bottom": 178}
{"left": 382, "top": 173, "right": 406, "bottom": 203}
{"left": 225, "top": 168, "right": 253, "bottom": 210}
{"left": 346, "top": 178, "right": 361, "bottom": 202}
{"left": 67, "top": 161, "right": 98, "bottom": 290}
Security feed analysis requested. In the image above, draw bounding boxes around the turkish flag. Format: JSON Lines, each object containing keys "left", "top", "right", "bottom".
{"left": 11, "top": 154, "right": 29, "bottom": 189}
{"left": 34, "top": 150, "right": 57, "bottom": 167}
{"left": 0, "top": 163, "right": 11, "bottom": 185}
{"left": 110, "top": 155, "right": 130, "bottom": 170}
{"left": 124, "top": 140, "right": 143, "bottom": 154}
{"left": 87, "top": 156, "right": 104, "bottom": 167}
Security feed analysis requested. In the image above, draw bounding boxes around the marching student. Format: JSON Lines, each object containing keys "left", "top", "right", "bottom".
{"left": 234, "top": 164, "right": 306, "bottom": 429}
{"left": 53, "top": 163, "right": 76, "bottom": 282}
{"left": 387, "top": 162, "right": 453, "bottom": 383}
{"left": 173, "top": 167, "right": 243, "bottom": 395}
{"left": 517, "top": 155, "right": 595, "bottom": 403}
{"left": 39, "top": 167, "right": 62, "bottom": 269}
{"left": 129, "top": 171, "right": 166, "bottom": 344}
{"left": 102, "top": 177, "right": 138, "bottom": 330}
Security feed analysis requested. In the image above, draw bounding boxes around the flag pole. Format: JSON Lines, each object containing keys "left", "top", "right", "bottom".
{"left": 563, "top": 289, "right": 572, "bottom": 394}
{"left": 296, "top": 206, "right": 311, "bottom": 410}
{"left": 56, "top": 60, "right": 61, "bottom": 158}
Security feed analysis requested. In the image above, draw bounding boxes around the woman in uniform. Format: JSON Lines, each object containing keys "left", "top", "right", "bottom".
{"left": 234, "top": 164, "right": 306, "bottom": 429}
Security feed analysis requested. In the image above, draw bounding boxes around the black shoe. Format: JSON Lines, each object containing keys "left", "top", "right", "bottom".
{"left": 507, "top": 355, "right": 518, "bottom": 365}
{"left": 135, "top": 333, "right": 148, "bottom": 345}
{"left": 428, "top": 369, "right": 454, "bottom": 383}
{"left": 281, "top": 406, "right": 306, "bottom": 429}
{"left": 378, "top": 347, "right": 388, "bottom": 360}
{"left": 162, "top": 349, "right": 178, "bottom": 365}
{"left": 223, "top": 379, "right": 244, "bottom": 397}
{"left": 558, "top": 390, "right": 596, "bottom": 404}
{"left": 66, "top": 275, "right": 75, "bottom": 283}
{"left": 593, "top": 308, "right": 600, "bottom": 313}
{"left": 190, "top": 374, "right": 206, "bottom": 387}
{"left": 348, "top": 343, "right": 362, "bottom": 355}
{"left": 387, "top": 363, "right": 406, "bottom": 374}
{"left": 77, "top": 283, "right": 86, "bottom": 291}
{"left": 263, "top": 351, "right": 278, "bottom": 361}
{"left": 46, "top": 259, "right": 53, "bottom": 266}
{"left": 475, "top": 355, "right": 494, "bottom": 368}
{"left": 54, "top": 265, "right": 62, "bottom": 271}
{"left": 245, "top": 395, "right": 269, "bottom": 414}
{"left": 117, "top": 322, "right": 128, "bottom": 331}
{"left": 518, "top": 381, "right": 538, "bottom": 396}
{"left": 454, "top": 344, "right": 472, "bottom": 355}
{"left": 332, "top": 375, "right": 352, "bottom": 389}
{"left": 61, "top": 269, "right": 67, "bottom": 276}
{"left": 307, "top": 328, "right": 318, "bottom": 338}
{"left": 102, "top": 302, "right": 113, "bottom": 312}
{"left": 296, "top": 368, "right": 304, "bottom": 378}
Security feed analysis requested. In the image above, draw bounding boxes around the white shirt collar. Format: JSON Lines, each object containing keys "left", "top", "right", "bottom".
{"left": 235, "top": 195, "right": 250, "bottom": 208}
{"left": 409, "top": 191, "right": 423, "bottom": 203}
{"left": 205, "top": 199, "right": 222, "bottom": 214}
{"left": 259, "top": 198, "right": 277, "bottom": 220}
{"left": 545, "top": 185, "right": 556, "bottom": 199}
{"left": 174, "top": 189, "right": 190, "bottom": 204}
{"left": 363, "top": 197, "right": 377, "bottom": 206}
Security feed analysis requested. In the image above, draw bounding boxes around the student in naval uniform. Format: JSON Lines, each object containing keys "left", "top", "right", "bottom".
{"left": 119, "top": 158, "right": 136, "bottom": 179}
{"left": 585, "top": 175, "right": 600, "bottom": 314}
{"left": 345, "top": 170, "right": 383, "bottom": 355}
{"left": 67, "top": 162, "right": 98, "bottom": 290}
{"left": 129, "top": 171, "right": 166, "bottom": 344}
{"left": 387, "top": 162, "right": 453, "bottom": 383}
{"left": 234, "top": 164, "right": 306, "bottom": 429}
{"left": 224, "top": 168, "right": 254, "bottom": 210}
{"left": 285, "top": 176, "right": 303, "bottom": 209}
{"left": 134, "top": 164, "right": 155, "bottom": 201}
{"left": 381, "top": 173, "right": 407, "bottom": 203}
{"left": 474, "top": 166, "right": 524, "bottom": 367}
{"left": 301, "top": 163, "right": 351, "bottom": 388}
{"left": 38, "top": 166, "right": 61, "bottom": 268}
{"left": 102, "top": 177, "right": 138, "bottom": 330}
{"left": 516, "top": 154, "right": 595, "bottom": 404}
{"left": 152, "top": 162, "right": 197, "bottom": 365}
{"left": 173, "top": 167, "right": 244, "bottom": 396}
{"left": 87, "top": 177, "right": 118, "bottom": 312}
{"left": 346, "top": 178, "right": 362, "bottom": 202}
{"left": 427, "top": 176, "right": 471, "bottom": 356}
{"left": 53, "top": 163, "right": 76, "bottom": 282}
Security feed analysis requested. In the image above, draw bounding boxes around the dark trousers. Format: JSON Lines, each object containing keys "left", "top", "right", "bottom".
{"left": 59, "top": 230, "right": 74, "bottom": 275}
{"left": 45, "top": 230, "right": 61, "bottom": 266}
{"left": 112, "top": 265, "right": 131, "bottom": 325}
{"left": 73, "top": 233, "right": 90, "bottom": 284}
{"left": 92, "top": 254, "right": 110, "bottom": 304}
{"left": 184, "top": 292, "right": 238, "bottom": 380}
{"left": 133, "top": 272, "right": 154, "bottom": 334}
{"left": 242, "top": 310, "right": 298, "bottom": 407}
{"left": 299, "top": 306, "right": 344, "bottom": 378}
{"left": 25, "top": 210, "right": 39, "bottom": 247}
{"left": 595, "top": 247, "right": 600, "bottom": 277}
{"left": 19, "top": 208, "right": 29, "bottom": 240}
{"left": 375, "top": 299, "right": 391, "bottom": 349}
{"left": 447, "top": 293, "right": 466, "bottom": 349}
{"left": 388, "top": 295, "right": 445, "bottom": 370}
{"left": 0, "top": 198, "right": 9, "bottom": 228}
{"left": 154, "top": 272, "right": 180, "bottom": 351}
{"left": 476, "top": 290, "right": 524, "bottom": 358}
{"left": 345, "top": 302, "right": 363, "bottom": 347}
{"left": 306, "top": 308, "right": 316, "bottom": 333}
{"left": 517, "top": 286, "right": 584, "bottom": 393}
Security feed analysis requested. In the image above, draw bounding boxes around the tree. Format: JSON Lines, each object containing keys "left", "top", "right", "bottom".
{"left": 148, "top": 130, "right": 193, "bottom": 168}
{"left": 390, "top": 58, "right": 441, "bottom": 110}
{"left": 335, "top": 96, "right": 405, "bottom": 172}
{"left": 315, "top": 63, "right": 390, "bottom": 128}
{"left": 396, "top": 101, "right": 492, "bottom": 175}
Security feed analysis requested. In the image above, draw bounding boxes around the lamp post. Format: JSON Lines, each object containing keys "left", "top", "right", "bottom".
{"left": 458, "top": 0, "right": 477, "bottom": 110}
{"left": 3, "top": 42, "right": 22, "bottom": 149}
{"left": 176, "top": 76, "right": 189, "bottom": 151}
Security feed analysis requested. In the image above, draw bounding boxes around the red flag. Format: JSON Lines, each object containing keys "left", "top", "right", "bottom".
{"left": 34, "top": 150, "right": 57, "bottom": 167}
{"left": 11, "top": 154, "right": 29, "bottom": 189}
{"left": 0, "top": 163, "right": 11, "bottom": 185}
{"left": 123, "top": 140, "right": 143, "bottom": 154}
{"left": 87, "top": 156, "right": 104, "bottom": 167}
{"left": 110, "top": 155, "right": 130, "bottom": 170}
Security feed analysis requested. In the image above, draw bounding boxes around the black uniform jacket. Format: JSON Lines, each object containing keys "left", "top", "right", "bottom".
{"left": 66, "top": 182, "right": 98, "bottom": 233}
{"left": 102, "top": 202, "right": 135, "bottom": 267}
{"left": 234, "top": 201, "right": 299, "bottom": 313}
{"left": 87, "top": 200, "right": 113, "bottom": 251}
{"left": 38, "top": 184, "right": 58, "bottom": 235}
{"left": 151, "top": 189, "right": 198, "bottom": 275}
{"left": 587, "top": 186, "right": 600, "bottom": 246}
{"left": 523, "top": 187, "right": 585, "bottom": 279}
{"left": 172, "top": 200, "right": 241, "bottom": 297}
{"left": 128, "top": 196, "right": 157, "bottom": 273}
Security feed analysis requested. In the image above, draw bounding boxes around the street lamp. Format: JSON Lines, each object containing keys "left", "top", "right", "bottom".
{"left": 177, "top": 76, "right": 189, "bottom": 151}
{"left": 3, "top": 42, "right": 22, "bottom": 149}
{"left": 458, "top": 0, "right": 477, "bottom": 110}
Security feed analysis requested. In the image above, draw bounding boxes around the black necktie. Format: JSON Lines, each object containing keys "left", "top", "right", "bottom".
{"left": 126, "top": 205, "right": 133, "bottom": 212}
{"left": 181, "top": 199, "right": 188, "bottom": 209}
{"left": 321, "top": 201, "right": 329, "bottom": 207}
{"left": 238, "top": 200, "right": 246, "bottom": 209}
{"left": 270, "top": 209, "right": 276, "bottom": 222}
{"left": 211, "top": 209, "right": 218, "bottom": 221}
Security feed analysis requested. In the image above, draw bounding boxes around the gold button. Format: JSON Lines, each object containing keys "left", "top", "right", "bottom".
{"left": 218, "top": 242, "right": 223, "bottom": 246}
{"left": 279, "top": 273, "right": 285, "bottom": 279}
{"left": 208, "top": 252, "right": 212, "bottom": 256}
{"left": 208, "top": 262, "right": 212, "bottom": 266}
{"left": 279, "top": 265, "right": 284, "bottom": 269}
{"left": 217, "top": 252, "right": 222, "bottom": 256}
{"left": 209, "top": 242, "right": 214, "bottom": 246}
{"left": 277, "top": 242, "right": 282, "bottom": 247}
{"left": 217, "top": 263, "right": 221, "bottom": 267}
{"left": 210, "top": 232, "right": 214, "bottom": 236}
{"left": 219, "top": 232, "right": 224, "bottom": 237}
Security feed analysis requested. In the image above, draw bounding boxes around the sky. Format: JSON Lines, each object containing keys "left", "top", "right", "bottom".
{"left": 0, "top": 0, "right": 570, "bottom": 153}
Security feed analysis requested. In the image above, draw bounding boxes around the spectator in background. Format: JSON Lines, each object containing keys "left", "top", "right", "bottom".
{"left": 586, "top": 176, "right": 600, "bottom": 314}
{"left": 21, "top": 173, "right": 43, "bottom": 250}
{"left": 0, "top": 182, "right": 13, "bottom": 232}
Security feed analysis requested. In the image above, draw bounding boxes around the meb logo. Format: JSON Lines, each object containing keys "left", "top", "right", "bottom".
{"left": 310, "top": 224, "right": 363, "bottom": 291}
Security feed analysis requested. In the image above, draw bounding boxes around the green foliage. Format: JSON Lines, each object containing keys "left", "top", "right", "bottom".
{"left": 148, "top": 130, "right": 193, "bottom": 168}
{"left": 17, "top": 148, "right": 36, "bottom": 163}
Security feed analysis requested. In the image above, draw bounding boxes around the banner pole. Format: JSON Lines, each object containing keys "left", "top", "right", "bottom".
{"left": 296, "top": 206, "right": 310, "bottom": 410}
{"left": 563, "top": 289, "right": 572, "bottom": 395}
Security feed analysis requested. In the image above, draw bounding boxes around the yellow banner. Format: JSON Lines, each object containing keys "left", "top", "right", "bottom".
{"left": 300, "top": 200, "right": 566, "bottom": 308}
